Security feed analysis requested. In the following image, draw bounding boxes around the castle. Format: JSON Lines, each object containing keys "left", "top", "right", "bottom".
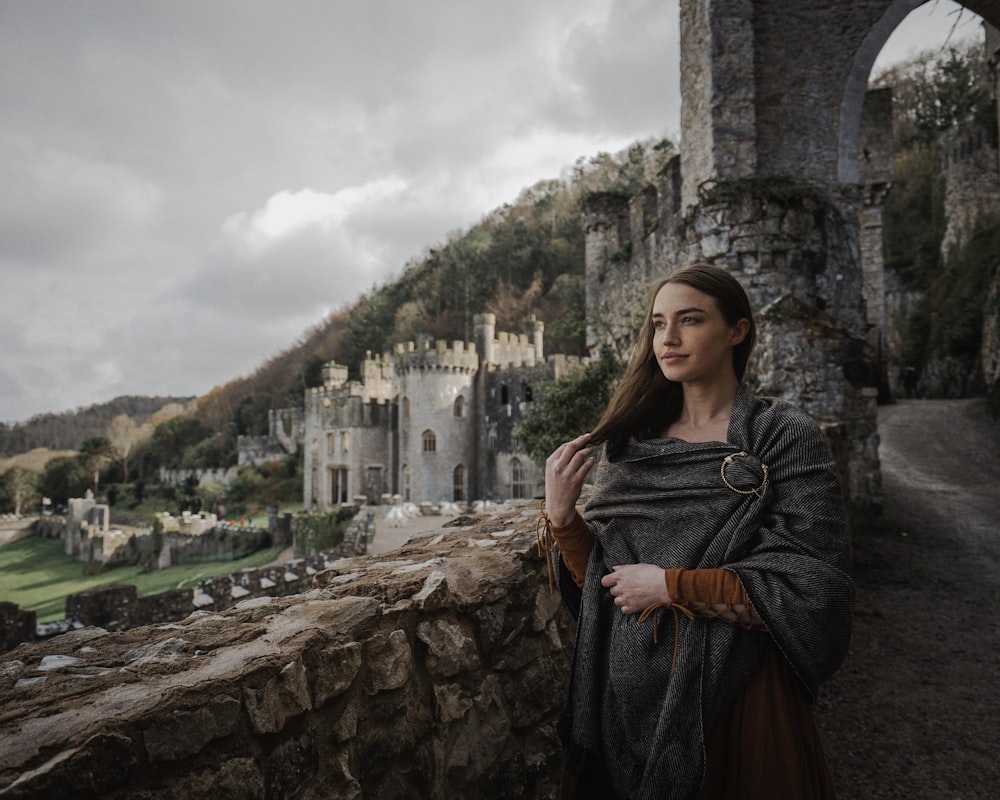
{"left": 300, "top": 314, "right": 583, "bottom": 510}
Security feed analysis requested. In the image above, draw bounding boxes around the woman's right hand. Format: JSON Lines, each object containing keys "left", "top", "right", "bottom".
{"left": 544, "top": 433, "right": 595, "bottom": 527}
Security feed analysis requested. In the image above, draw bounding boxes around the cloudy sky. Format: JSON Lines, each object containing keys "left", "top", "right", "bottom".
{"left": 0, "top": 0, "right": 983, "bottom": 424}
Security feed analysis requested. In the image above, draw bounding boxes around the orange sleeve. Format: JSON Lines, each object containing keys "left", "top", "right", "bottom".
{"left": 665, "top": 568, "right": 747, "bottom": 605}
{"left": 550, "top": 512, "right": 594, "bottom": 589}
{"left": 664, "top": 568, "right": 766, "bottom": 631}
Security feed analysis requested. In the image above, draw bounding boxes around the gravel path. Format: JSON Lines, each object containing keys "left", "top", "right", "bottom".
{"left": 817, "top": 398, "right": 1000, "bottom": 799}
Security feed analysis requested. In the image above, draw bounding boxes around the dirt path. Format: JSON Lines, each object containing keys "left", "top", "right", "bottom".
{"left": 817, "top": 399, "right": 1000, "bottom": 798}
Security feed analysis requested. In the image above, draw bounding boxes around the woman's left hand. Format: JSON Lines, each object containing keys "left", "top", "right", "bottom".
{"left": 600, "top": 564, "right": 671, "bottom": 615}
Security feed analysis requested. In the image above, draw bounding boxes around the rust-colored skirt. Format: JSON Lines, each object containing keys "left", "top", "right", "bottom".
{"left": 560, "top": 642, "right": 835, "bottom": 799}
{"left": 698, "top": 642, "right": 835, "bottom": 799}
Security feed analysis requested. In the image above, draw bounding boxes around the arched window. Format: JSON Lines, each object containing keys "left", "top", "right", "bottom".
{"left": 453, "top": 464, "right": 465, "bottom": 502}
{"left": 454, "top": 395, "right": 465, "bottom": 417}
{"left": 402, "top": 396, "right": 410, "bottom": 418}
{"left": 422, "top": 430, "right": 437, "bottom": 453}
{"left": 511, "top": 458, "right": 530, "bottom": 500}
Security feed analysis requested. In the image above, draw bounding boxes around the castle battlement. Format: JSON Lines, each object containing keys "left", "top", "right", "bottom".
{"left": 393, "top": 338, "right": 479, "bottom": 373}
{"left": 311, "top": 355, "right": 396, "bottom": 405}
{"left": 473, "top": 313, "right": 544, "bottom": 368}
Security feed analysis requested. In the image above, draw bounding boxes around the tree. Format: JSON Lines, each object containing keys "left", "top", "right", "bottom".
{"left": 78, "top": 436, "right": 116, "bottom": 496}
{"left": 520, "top": 348, "right": 624, "bottom": 468}
{"left": 872, "top": 40, "right": 991, "bottom": 149}
{"left": 0, "top": 467, "right": 39, "bottom": 515}
{"left": 149, "top": 415, "right": 211, "bottom": 469}
{"left": 40, "top": 456, "right": 88, "bottom": 506}
{"left": 106, "top": 414, "right": 151, "bottom": 484}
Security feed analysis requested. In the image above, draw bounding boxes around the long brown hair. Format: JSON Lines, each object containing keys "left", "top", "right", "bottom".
{"left": 589, "top": 263, "right": 756, "bottom": 447}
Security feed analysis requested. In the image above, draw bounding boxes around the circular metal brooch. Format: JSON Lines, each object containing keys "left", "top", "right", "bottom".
{"left": 720, "top": 451, "right": 769, "bottom": 497}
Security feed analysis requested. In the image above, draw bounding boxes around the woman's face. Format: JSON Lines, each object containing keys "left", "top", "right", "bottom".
{"left": 650, "top": 282, "right": 749, "bottom": 386}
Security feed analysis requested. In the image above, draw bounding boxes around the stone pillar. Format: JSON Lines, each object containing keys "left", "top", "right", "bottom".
{"left": 680, "top": 184, "right": 880, "bottom": 509}
{"left": 582, "top": 192, "right": 631, "bottom": 352}
{"left": 679, "top": 0, "right": 757, "bottom": 212}
{"left": 858, "top": 87, "right": 895, "bottom": 399}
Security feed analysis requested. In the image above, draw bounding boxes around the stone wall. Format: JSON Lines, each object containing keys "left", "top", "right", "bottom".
{"left": 158, "top": 466, "right": 239, "bottom": 488}
{"left": 0, "top": 603, "right": 35, "bottom": 654}
{"left": 0, "top": 502, "right": 572, "bottom": 799}
{"left": 2, "top": 545, "right": 352, "bottom": 653}
{"left": 237, "top": 408, "right": 306, "bottom": 467}
{"left": 586, "top": 175, "right": 881, "bottom": 508}
{"left": 0, "top": 516, "right": 36, "bottom": 548}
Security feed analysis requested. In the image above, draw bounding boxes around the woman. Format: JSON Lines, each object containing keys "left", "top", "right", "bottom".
{"left": 541, "top": 263, "right": 853, "bottom": 799}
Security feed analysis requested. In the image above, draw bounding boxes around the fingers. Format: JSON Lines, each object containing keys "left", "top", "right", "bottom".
{"left": 546, "top": 433, "right": 594, "bottom": 476}
{"left": 600, "top": 564, "right": 667, "bottom": 615}
{"left": 544, "top": 434, "right": 596, "bottom": 527}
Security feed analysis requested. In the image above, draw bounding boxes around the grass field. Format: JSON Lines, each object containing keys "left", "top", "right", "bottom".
{"left": 0, "top": 537, "right": 287, "bottom": 622}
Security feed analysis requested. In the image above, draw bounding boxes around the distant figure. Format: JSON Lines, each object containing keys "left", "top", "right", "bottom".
{"left": 903, "top": 366, "right": 919, "bottom": 399}
{"left": 541, "top": 263, "right": 852, "bottom": 799}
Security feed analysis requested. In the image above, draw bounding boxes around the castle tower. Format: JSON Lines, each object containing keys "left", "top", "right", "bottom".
{"left": 475, "top": 313, "right": 496, "bottom": 366}
{"left": 395, "top": 338, "right": 478, "bottom": 505}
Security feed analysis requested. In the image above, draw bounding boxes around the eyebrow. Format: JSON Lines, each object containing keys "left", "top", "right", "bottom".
{"left": 652, "top": 306, "right": 707, "bottom": 318}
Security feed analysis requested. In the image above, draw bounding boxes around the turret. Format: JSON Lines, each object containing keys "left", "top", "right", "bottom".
{"left": 324, "top": 362, "right": 349, "bottom": 389}
{"left": 475, "top": 313, "right": 496, "bottom": 366}
{"left": 527, "top": 315, "right": 544, "bottom": 363}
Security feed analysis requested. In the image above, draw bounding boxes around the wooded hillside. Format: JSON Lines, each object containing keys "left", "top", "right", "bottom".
{"left": 0, "top": 396, "right": 193, "bottom": 457}
{"left": 192, "top": 138, "right": 676, "bottom": 437}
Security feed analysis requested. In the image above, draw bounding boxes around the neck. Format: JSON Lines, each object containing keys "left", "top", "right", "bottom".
{"left": 677, "top": 377, "right": 739, "bottom": 428}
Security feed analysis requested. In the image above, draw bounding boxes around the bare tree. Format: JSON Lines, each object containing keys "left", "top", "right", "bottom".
{"left": 106, "top": 414, "right": 152, "bottom": 484}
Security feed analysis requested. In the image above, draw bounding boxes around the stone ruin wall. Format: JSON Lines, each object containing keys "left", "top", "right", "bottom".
{"left": 159, "top": 466, "right": 240, "bottom": 488}
{"left": 585, "top": 168, "right": 880, "bottom": 508}
{"left": 0, "top": 547, "right": 331, "bottom": 653}
{"left": 0, "top": 503, "right": 572, "bottom": 800}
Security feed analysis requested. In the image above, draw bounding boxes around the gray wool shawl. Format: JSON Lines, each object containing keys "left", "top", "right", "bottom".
{"left": 558, "top": 386, "right": 853, "bottom": 800}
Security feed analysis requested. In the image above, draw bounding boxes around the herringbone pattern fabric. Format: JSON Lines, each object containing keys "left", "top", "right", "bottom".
{"left": 559, "top": 387, "right": 853, "bottom": 800}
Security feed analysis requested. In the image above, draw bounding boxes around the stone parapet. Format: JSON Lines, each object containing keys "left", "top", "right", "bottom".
{"left": 393, "top": 338, "right": 480, "bottom": 372}
{"left": 0, "top": 502, "right": 570, "bottom": 799}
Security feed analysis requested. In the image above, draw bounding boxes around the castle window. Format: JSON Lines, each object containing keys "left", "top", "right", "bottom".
{"left": 330, "top": 467, "right": 349, "bottom": 505}
{"left": 500, "top": 384, "right": 509, "bottom": 405}
{"left": 402, "top": 396, "right": 410, "bottom": 419}
{"left": 511, "top": 430, "right": 520, "bottom": 451}
{"left": 422, "top": 430, "right": 437, "bottom": 453}
{"left": 487, "top": 426, "right": 497, "bottom": 450}
{"left": 453, "top": 464, "right": 465, "bottom": 502}
{"left": 402, "top": 465, "right": 410, "bottom": 502}
{"left": 454, "top": 395, "right": 465, "bottom": 417}
{"left": 523, "top": 383, "right": 533, "bottom": 402}
{"left": 327, "top": 433, "right": 336, "bottom": 456}
{"left": 511, "top": 458, "right": 530, "bottom": 500}
{"left": 341, "top": 431, "right": 350, "bottom": 453}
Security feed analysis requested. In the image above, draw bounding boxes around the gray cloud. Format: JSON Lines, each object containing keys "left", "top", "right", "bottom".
{"left": 0, "top": 0, "right": 976, "bottom": 423}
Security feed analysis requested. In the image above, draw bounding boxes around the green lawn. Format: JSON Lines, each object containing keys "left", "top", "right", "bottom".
{"left": 0, "top": 537, "right": 287, "bottom": 622}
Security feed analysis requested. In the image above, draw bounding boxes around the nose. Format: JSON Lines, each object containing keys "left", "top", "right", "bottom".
{"left": 659, "top": 322, "right": 679, "bottom": 346}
